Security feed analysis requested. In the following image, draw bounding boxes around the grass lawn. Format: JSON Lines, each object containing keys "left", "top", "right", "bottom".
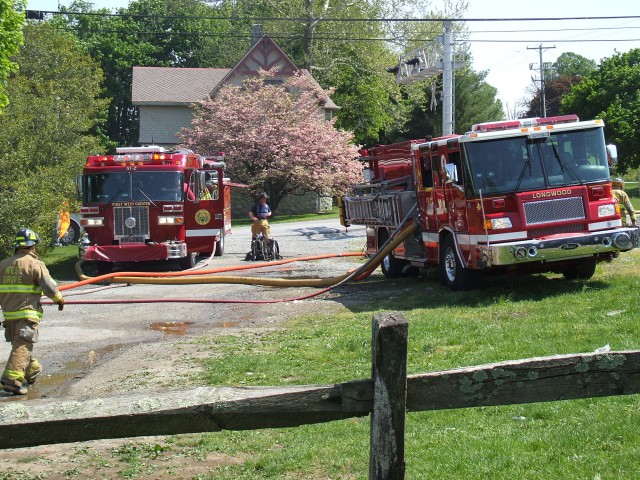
{"left": 186, "top": 250, "right": 640, "bottom": 479}
{"left": 40, "top": 245, "right": 79, "bottom": 282}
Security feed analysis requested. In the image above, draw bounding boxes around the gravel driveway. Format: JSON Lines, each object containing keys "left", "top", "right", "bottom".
{"left": 1, "top": 218, "right": 368, "bottom": 401}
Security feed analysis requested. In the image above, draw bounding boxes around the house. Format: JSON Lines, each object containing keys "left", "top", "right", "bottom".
{"left": 132, "top": 34, "right": 338, "bottom": 215}
{"left": 132, "top": 34, "right": 339, "bottom": 146}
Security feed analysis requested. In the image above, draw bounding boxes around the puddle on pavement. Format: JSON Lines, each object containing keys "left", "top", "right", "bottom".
{"left": 150, "top": 321, "right": 194, "bottom": 335}
{"left": 0, "top": 344, "right": 124, "bottom": 402}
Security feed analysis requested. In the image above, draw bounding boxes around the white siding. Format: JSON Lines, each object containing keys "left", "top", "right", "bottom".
{"left": 138, "top": 105, "right": 194, "bottom": 146}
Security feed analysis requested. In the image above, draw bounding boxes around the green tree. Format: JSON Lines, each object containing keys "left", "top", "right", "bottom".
{"left": 213, "top": 0, "right": 468, "bottom": 145}
{"left": 525, "top": 52, "right": 595, "bottom": 118}
{"left": 561, "top": 49, "right": 640, "bottom": 171}
{"left": 55, "top": 0, "right": 231, "bottom": 146}
{"left": 0, "top": 0, "right": 25, "bottom": 110}
{"left": 551, "top": 52, "right": 596, "bottom": 79}
{"left": 0, "top": 23, "right": 108, "bottom": 255}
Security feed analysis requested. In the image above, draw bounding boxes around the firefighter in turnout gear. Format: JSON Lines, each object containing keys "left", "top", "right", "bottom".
{"left": 612, "top": 178, "right": 637, "bottom": 227}
{"left": 249, "top": 192, "right": 272, "bottom": 239}
{"left": 0, "top": 228, "right": 64, "bottom": 396}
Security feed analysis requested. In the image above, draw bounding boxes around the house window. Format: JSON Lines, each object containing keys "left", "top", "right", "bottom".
{"left": 264, "top": 79, "right": 284, "bottom": 86}
{"left": 324, "top": 109, "right": 333, "bottom": 121}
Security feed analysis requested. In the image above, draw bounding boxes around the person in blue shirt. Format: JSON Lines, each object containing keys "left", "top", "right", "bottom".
{"left": 249, "top": 192, "right": 272, "bottom": 240}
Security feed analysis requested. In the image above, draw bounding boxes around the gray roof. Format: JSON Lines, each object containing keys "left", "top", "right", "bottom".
{"left": 132, "top": 66, "right": 231, "bottom": 105}
{"left": 300, "top": 69, "right": 339, "bottom": 110}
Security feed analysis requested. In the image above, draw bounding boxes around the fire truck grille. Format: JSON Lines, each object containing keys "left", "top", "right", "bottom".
{"left": 529, "top": 223, "right": 585, "bottom": 239}
{"left": 114, "top": 206, "right": 150, "bottom": 242}
{"left": 523, "top": 197, "right": 585, "bottom": 225}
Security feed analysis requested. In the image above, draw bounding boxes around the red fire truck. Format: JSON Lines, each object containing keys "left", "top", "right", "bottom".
{"left": 340, "top": 114, "right": 639, "bottom": 290}
{"left": 77, "top": 146, "right": 231, "bottom": 272}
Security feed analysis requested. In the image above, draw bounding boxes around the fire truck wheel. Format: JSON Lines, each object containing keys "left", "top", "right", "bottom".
{"left": 379, "top": 230, "right": 406, "bottom": 278}
{"left": 562, "top": 259, "right": 597, "bottom": 280}
{"left": 214, "top": 231, "right": 225, "bottom": 256}
{"left": 381, "top": 251, "right": 405, "bottom": 278}
{"left": 60, "top": 220, "right": 81, "bottom": 245}
{"left": 179, "top": 252, "right": 198, "bottom": 270}
{"left": 439, "top": 235, "right": 474, "bottom": 290}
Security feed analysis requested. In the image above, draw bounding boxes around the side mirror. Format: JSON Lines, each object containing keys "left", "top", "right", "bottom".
{"left": 76, "top": 175, "right": 83, "bottom": 200}
{"left": 606, "top": 144, "right": 618, "bottom": 166}
{"left": 444, "top": 163, "right": 458, "bottom": 183}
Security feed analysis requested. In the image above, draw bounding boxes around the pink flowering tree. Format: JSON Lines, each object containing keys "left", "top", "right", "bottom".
{"left": 179, "top": 70, "right": 361, "bottom": 213}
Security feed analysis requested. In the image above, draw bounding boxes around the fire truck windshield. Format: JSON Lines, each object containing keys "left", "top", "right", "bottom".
{"left": 84, "top": 171, "right": 184, "bottom": 203}
{"left": 463, "top": 127, "right": 610, "bottom": 196}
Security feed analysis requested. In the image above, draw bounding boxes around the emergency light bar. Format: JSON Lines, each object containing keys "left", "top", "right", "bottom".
{"left": 472, "top": 114, "right": 580, "bottom": 133}
{"left": 116, "top": 146, "right": 165, "bottom": 154}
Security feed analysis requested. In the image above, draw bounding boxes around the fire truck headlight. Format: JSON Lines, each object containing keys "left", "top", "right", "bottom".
{"left": 598, "top": 204, "right": 616, "bottom": 217}
{"left": 80, "top": 217, "right": 104, "bottom": 227}
{"left": 490, "top": 217, "right": 513, "bottom": 230}
{"left": 158, "top": 216, "right": 184, "bottom": 225}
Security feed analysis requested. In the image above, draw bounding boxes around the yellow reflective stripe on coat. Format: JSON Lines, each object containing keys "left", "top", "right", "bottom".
{"left": 0, "top": 284, "right": 43, "bottom": 294}
{"left": 2, "top": 310, "right": 43, "bottom": 321}
{"left": 2, "top": 369, "right": 25, "bottom": 381}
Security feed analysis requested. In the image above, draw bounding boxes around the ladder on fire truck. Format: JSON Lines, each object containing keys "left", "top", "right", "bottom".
{"left": 390, "top": 21, "right": 468, "bottom": 135}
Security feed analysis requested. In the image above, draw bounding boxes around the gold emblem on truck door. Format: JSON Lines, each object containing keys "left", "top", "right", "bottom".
{"left": 195, "top": 209, "right": 211, "bottom": 225}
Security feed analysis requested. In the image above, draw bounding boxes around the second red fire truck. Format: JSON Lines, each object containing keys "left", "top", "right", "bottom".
{"left": 78, "top": 146, "right": 231, "bottom": 272}
{"left": 340, "top": 114, "right": 638, "bottom": 289}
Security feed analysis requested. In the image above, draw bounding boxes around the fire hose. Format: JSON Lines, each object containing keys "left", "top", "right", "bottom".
{"left": 46, "top": 211, "right": 417, "bottom": 305}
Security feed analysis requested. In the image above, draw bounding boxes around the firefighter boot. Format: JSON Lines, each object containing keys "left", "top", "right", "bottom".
{"left": 1, "top": 380, "right": 27, "bottom": 396}
{"left": 25, "top": 358, "right": 42, "bottom": 385}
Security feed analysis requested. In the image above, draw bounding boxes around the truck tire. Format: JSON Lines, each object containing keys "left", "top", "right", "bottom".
{"left": 439, "top": 234, "right": 474, "bottom": 290}
{"left": 60, "top": 219, "right": 81, "bottom": 245}
{"left": 379, "top": 231, "right": 406, "bottom": 279}
{"left": 562, "top": 259, "right": 597, "bottom": 280}
{"left": 214, "top": 231, "right": 225, "bottom": 257}
{"left": 179, "top": 251, "right": 197, "bottom": 270}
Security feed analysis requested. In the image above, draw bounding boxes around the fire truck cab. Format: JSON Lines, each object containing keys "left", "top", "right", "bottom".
{"left": 78, "top": 146, "right": 231, "bottom": 272}
{"left": 340, "top": 115, "right": 639, "bottom": 290}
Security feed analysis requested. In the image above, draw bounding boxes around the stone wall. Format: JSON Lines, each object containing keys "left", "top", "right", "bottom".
{"left": 231, "top": 189, "right": 333, "bottom": 218}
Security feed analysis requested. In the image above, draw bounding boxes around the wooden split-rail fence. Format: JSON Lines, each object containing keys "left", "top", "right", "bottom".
{"left": 1, "top": 312, "right": 639, "bottom": 479}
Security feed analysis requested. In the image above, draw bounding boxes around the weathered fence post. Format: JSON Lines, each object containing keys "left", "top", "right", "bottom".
{"left": 369, "top": 312, "right": 408, "bottom": 480}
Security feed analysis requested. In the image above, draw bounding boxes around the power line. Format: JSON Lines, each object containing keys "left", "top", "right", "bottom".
{"left": 468, "top": 25, "right": 640, "bottom": 34}
{"left": 52, "top": 25, "right": 640, "bottom": 45}
{"left": 469, "top": 38, "right": 640, "bottom": 43}
{"left": 54, "top": 27, "right": 433, "bottom": 42}
{"left": 29, "top": 10, "right": 640, "bottom": 23}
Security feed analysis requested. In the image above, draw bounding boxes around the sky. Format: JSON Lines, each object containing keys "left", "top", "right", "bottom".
{"left": 457, "top": 0, "right": 640, "bottom": 115}
{"left": 26, "top": 0, "right": 640, "bottom": 117}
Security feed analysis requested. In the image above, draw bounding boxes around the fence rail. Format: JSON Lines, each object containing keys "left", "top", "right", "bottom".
{"left": 1, "top": 312, "right": 639, "bottom": 479}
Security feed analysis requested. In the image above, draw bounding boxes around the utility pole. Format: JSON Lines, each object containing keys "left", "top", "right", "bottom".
{"left": 392, "top": 21, "right": 466, "bottom": 136}
{"left": 528, "top": 44, "right": 555, "bottom": 118}
{"left": 441, "top": 21, "right": 454, "bottom": 136}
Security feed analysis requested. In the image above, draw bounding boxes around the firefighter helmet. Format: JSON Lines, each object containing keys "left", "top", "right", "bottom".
{"left": 612, "top": 177, "right": 625, "bottom": 189}
{"left": 14, "top": 228, "right": 40, "bottom": 248}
